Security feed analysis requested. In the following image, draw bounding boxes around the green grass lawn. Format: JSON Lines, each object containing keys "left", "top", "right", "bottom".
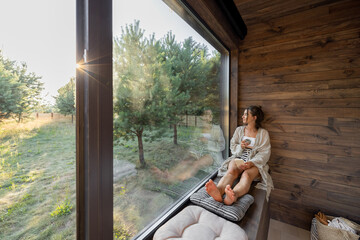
{"left": 0, "top": 118, "right": 215, "bottom": 239}
{"left": 0, "top": 118, "right": 76, "bottom": 240}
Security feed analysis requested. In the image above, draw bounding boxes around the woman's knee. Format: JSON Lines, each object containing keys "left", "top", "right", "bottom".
{"left": 227, "top": 168, "right": 238, "bottom": 177}
{"left": 227, "top": 161, "right": 240, "bottom": 176}
{"left": 242, "top": 167, "right": 259, "bottom": 182}
{"left": 241, "top": 170, "right": 251, "bottom": 182}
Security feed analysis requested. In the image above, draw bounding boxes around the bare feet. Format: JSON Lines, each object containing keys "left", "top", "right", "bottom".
{"left": 205, "top": 179, "right": 223, "bottom": 202}
{"left": 224, "top": 185, "right": 237, "bottom": 205}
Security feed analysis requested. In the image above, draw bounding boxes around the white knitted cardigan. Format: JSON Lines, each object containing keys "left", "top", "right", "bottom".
{"left": 218, "top": 126, "right": 274, "bottom": 201}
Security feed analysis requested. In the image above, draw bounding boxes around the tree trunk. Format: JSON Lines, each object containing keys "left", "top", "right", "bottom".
{"left": 71, "top": 114, "right": 74, "bottom": 123}
{"left": 173, "top": 124, "right": 178, "bottom": 145}
{"left": 137, "top": 131, "right": 146, "bottom": 168}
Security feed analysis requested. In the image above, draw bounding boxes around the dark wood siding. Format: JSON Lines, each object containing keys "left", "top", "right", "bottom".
{"left": 236, "top": 0, "right": 360, "bottom": 229}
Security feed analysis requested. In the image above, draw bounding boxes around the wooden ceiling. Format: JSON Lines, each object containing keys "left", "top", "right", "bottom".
{"left": 234, "top": 0, "right": 341, "bottom": 26}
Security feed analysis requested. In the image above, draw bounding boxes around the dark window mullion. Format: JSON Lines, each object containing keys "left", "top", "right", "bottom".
{"left": 76, "top": 0, "right": 113, "bottom": 239}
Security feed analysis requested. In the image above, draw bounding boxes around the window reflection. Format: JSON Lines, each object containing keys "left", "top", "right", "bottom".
{"left": 113, "top": 1, "right": 228, "bottom": 238}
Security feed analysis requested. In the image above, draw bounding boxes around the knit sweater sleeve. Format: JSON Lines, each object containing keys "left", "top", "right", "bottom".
{"left": 249, "top": 129, "right": 271, "bottom": 166}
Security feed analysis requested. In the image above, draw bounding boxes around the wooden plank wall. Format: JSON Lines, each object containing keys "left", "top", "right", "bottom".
{"left": 235, "top": 0, "right": 360, "bottom": 229}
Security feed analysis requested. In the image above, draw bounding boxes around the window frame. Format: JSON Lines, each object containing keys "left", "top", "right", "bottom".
{"left": 76, "top": 0, "right": 239, "bottom": 239}
{"left": 76, "top": 0, "right": 113, "bottom": 239}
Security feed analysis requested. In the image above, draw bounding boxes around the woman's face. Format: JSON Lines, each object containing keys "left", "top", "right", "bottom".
{"left": 203, "top": 110, "right": 213, "bottom": 123}
{"left": 242, "top": 109, "right": 256, "bottom": 125}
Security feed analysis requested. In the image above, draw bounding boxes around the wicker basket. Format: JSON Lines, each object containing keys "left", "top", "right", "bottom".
{"left": 311, "top": 215, "right": 360, "bottom": 240}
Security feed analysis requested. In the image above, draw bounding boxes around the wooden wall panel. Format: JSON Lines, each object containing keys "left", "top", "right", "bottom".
{"left": 236, "top": 0, "right": 360, "bottom": 229}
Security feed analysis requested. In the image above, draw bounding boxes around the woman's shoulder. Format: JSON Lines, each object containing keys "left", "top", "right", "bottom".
{"left": 259, "top": 127, "right": 268, "bottom": 133}
{"left": 258, "top": 128, "right": 270, "bottom": 138}
{"left": 231, "top": 126, "right": 244, "bottom": 138}
{"left": 236, "top": 126, "right": 245, "bottom": 131}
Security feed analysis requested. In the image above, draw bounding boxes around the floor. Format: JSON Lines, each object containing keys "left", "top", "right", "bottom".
{"left": 267, "top": 219, "right": 311, "bottom": 240}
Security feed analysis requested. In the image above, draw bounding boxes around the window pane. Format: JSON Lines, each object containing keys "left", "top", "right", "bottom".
{"left": 113, "top": 0, "right": 229, "bottom": 238}
{"left": 0, "top": 1, "right": 76, "bottom": 239}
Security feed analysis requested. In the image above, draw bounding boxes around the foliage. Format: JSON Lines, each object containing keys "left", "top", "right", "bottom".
{"left": 172, "top": 37, "right": 209, "bottom": 115}
{"left": 54, "top": 77, "right": 75, "bottom": 122}
{"left": 114, "top": 225, "right": 132, "bottom": 240}
{"left": 0, "top": 58, "right": 19, "bottom": 120}
{"left": 13, "top": 63, "right": 44, "bottom": 122}
{"left": 113, "top": 20, "right": 222, "bottom": 165}
{"left": 113, "top": 20, "right": 166, "bottom": 167}
{"left": 161, "top": 33, "right": 212, "bottom": 143}
{"left": 202, "top": 52, "right": 222, "bottom": 124}
{"left": 0, "top": 51, "right": 44, "bottom": 122}
{"left": 50, "top": 198, "right": 73, "bottom": 217}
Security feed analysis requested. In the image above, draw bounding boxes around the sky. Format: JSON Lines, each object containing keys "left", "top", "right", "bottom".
{"left": 0, "top": 0, "right": 215, "bottom": 105}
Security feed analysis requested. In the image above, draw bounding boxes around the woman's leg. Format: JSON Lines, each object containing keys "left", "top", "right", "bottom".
{"left": 223, "top": 166, "right": 260, "bottom": 205}
{"left": 217, "top": 160, "right": 242, "bottom": 194}
{"left": 205, "top": 160, "right": 242, "bottom": 202}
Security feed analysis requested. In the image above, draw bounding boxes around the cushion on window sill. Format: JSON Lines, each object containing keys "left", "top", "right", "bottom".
{"left": 153, "top": 205, "right": 248, "bottom": 240}
{"left": 190, "top": 185, "right": 254, "bottom": 222}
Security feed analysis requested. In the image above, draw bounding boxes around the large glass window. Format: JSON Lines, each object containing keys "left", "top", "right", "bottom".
{"left": 112, "top": 0, "right": 229, "bottom": 238}
{"left": 0, "top": 1, "right": 76, "bottom": 239}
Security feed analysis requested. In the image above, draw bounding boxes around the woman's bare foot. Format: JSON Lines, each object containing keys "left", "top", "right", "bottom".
{"left": 205, "top": 179, "right": 223, "bottom": 202}
{"left": 224, "top": 185, "right": 237, "bottom": 205}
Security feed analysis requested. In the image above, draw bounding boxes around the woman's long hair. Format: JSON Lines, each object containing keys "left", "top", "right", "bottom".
{"left": 247, "top": 105, "right": 264, "bottom": 129}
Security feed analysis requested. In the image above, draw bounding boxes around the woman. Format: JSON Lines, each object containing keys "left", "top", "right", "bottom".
{"left": 199, "top": 109, "right": 225, "bottom": 167}
{"left": 205, "top": 105, "right": 273, "bottom": 205}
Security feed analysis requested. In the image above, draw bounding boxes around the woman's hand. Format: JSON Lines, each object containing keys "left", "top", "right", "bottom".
{"left": 240, "top": 140, "right": 248, "bottom": 149}
{"left": 240, "top": 161, "right": 254, "bottom": 170}
{"left": 241, "top": 140, "right": 253, "bottom": 149}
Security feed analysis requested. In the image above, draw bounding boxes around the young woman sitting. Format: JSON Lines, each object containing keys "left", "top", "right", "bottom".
{"left": 205, "top": 105, "right": 274, "bottom": 205}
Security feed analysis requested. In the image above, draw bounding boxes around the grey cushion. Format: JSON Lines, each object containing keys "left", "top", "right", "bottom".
{"left": 190, "top": 180, "right": 254, "bottom": 222}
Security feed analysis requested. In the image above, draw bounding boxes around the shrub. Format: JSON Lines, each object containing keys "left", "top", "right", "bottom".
{"left": 50, "top": 199, "right": 73, "bottom": 217}
{"left": 114, "top": 225, "right": 132, "bottom": 240}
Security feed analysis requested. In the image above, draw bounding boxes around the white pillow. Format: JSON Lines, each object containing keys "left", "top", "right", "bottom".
{"left": 154, "top": 205, "right": 248, "bottom": 240}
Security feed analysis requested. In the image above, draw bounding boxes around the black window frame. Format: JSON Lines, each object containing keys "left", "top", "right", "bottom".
{"left": 76, "top": 0, "right": 113, "bottom": 238}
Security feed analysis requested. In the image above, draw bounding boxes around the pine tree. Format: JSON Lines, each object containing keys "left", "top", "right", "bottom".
{"left": 13, "top": 63, "right": 44, "bottom": 122}
{"left": 202, "top": 52, "right": 222, "bottom": 124}
{"left": 161, "top": 34, "right": 209, "bottom": 144}
{"left": 0, "top": 51, "right": 43, "bottom": 122}
{"left": 113, "top": 20, "right": 166, "bottom": 168}
{"left": 55, "top": 77, "right": 75, "bottom": 123}
{"left": 0, "top": 59, "right": 19, "bottom": 120}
